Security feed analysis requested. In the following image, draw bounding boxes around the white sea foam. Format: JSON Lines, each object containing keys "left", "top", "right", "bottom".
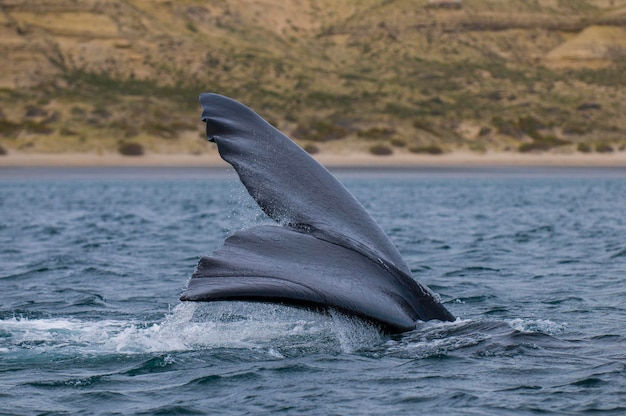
{"left": 508, "top": 318, "right": 567, "bottom": 335}
{"left": 0, "top": 302, "right": 383, "bottom": 357}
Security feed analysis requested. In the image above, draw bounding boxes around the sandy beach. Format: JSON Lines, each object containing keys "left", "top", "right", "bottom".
{"left": 2, "top": 151, "right": 626, "bottom": 169}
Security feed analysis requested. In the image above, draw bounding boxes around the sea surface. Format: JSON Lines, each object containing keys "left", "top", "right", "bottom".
{"left": 1, "top": 166, "right": 625, "bottom": 415}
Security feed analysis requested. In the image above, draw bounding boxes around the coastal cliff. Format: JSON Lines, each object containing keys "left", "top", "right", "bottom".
{"left": 1, "top": 0, "right": 625, "bottom": 156}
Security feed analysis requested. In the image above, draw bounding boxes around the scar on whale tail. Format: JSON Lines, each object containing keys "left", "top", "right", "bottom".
{"left": 180, "top": 93, "right": 455, "bottom": 333}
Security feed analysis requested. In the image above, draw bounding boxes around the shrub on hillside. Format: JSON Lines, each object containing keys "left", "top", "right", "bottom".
{"left": 390, "top": 138, "right": 406, "bottom": 147}
{"left": 517, "top": 116, "right": 545, "bottom": 140}
{"left": 409, "top": 144, "right": 444, "bottom": 155}
{"left": 519, "top": 136, "right": 570, "bottom": 153}
{"left": 295, "top": 120, "right": 349, "bottom": 142}
{"left": 357, "top": 127, "right": 396, "bottom": 140}
{"left": 595, "top": 143, "right": 614, "bottom": 153}
{"left": 303, "top": 143, "right": 320, "bottom": 154}
{"left": 118, "top": 142, "right": 144, "bottom": 156}
{"left": 369, "top": 144, "right": 393, "bottom": 156}
{"left": 0, "top": 120, "right": 21, "bottom": 137}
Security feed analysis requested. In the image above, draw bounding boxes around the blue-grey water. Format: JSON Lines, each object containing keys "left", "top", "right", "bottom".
{"left": 1, "top": 166, "right": 625, "bottom": 415}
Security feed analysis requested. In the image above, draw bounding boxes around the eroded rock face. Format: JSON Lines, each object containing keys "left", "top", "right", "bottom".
{"left": 0, "top": 0, "right": 354, "bottom": 89}
{"left": 2, "top": 0, "right": 626, "bottom": 90}
{"left": 546, "top": 25, "right": 626, "bottom": 69}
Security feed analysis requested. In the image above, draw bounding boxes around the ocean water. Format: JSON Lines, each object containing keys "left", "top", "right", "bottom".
{"left": 1, "top": 166, "right": 625, "bottom": 415}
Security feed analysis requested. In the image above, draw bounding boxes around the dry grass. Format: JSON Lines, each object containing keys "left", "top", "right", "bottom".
{"left": 0, "top": 0, "right": 625, "bottom": 155}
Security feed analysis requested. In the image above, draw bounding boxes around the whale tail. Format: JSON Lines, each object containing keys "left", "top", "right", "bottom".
{"left": 181, "top": 93, "right": 454, "bottom": 333}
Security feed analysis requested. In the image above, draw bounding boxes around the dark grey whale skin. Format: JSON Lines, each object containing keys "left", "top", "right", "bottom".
{"left": 180, "top": 93, "right": 454, "bottom": 333}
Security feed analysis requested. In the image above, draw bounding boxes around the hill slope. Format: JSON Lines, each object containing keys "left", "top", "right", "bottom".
{"left": 1, "top": 0, "right": 625, "bottom": 156}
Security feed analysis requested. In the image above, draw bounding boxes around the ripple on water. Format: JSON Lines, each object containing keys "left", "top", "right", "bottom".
{"left": 2, "top": 170, "right": 626, "bottom": 414}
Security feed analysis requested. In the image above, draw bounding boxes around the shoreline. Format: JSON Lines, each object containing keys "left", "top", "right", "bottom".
{"left": 1, "top": 151, "right": 626, "bottom": 169}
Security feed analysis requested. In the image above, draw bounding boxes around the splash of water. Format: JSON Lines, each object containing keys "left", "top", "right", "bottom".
{"left": 507, "top": 318, "right": 567, "bottom": 335}
{"left": 0, "top": 302, "right": 384, "bottom": 358}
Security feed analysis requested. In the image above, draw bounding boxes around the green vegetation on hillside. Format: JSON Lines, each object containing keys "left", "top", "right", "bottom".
{"left": 0, "top": 0, "right": 625, "bottom": 155}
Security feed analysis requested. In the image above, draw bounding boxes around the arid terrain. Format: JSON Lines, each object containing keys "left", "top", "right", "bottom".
{"left": 1, "top": 0, "right": 626, "bottom": 160}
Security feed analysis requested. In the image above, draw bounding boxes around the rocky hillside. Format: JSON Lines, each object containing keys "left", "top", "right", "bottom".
{"left": 1, "top": 0, "right": 626, "bottom": 156}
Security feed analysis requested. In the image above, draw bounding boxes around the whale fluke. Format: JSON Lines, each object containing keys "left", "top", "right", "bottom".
{"left": 180, "top": 93, "right": 454, "bottom": 333}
